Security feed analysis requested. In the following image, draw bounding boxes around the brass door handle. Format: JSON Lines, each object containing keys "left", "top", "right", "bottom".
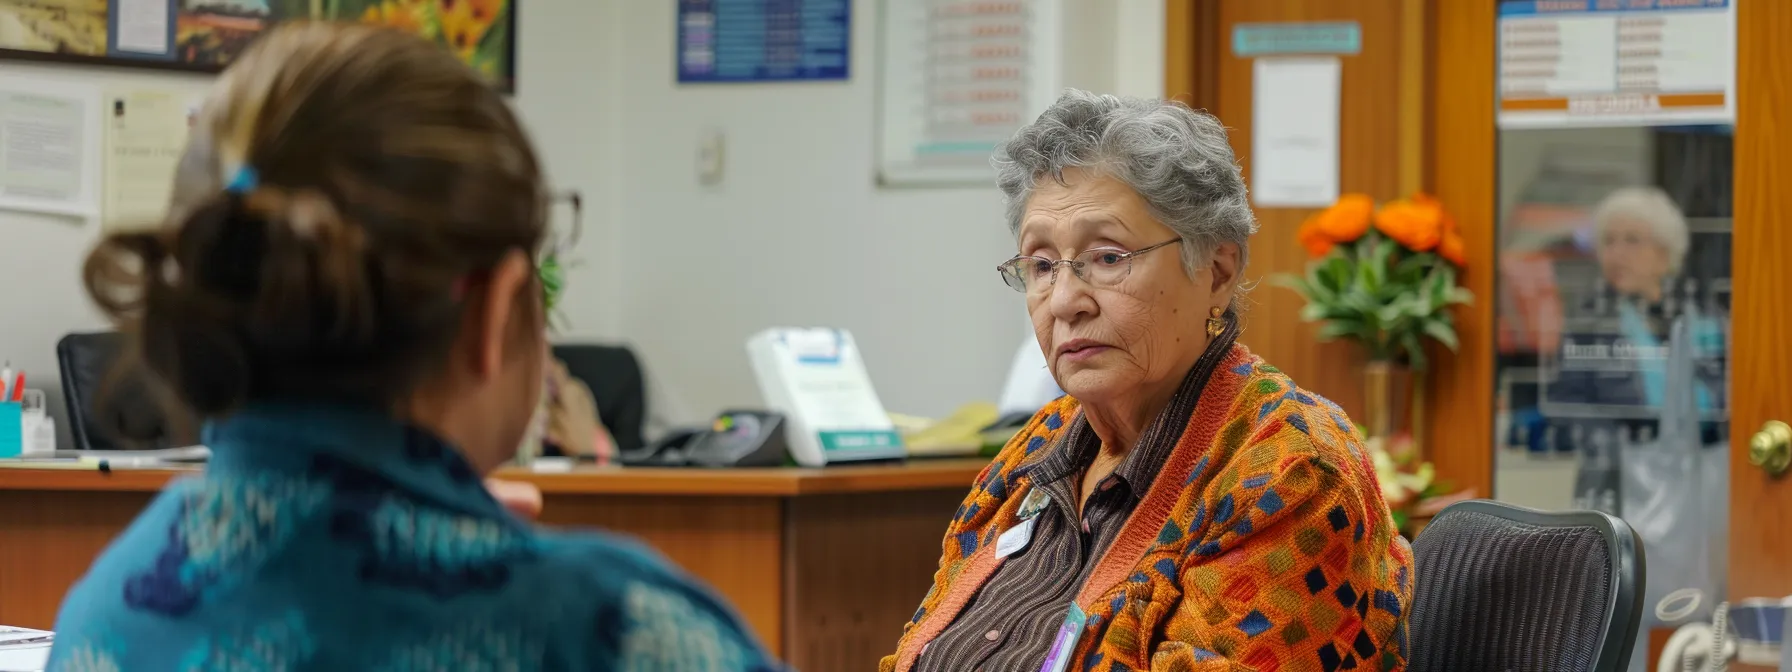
{"left": 1749, "top": 420, "right": 1792, "bottom": 477}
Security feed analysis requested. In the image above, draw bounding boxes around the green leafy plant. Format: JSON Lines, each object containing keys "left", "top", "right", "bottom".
{"left": 1272, "top": 193, "right": 1473, "bottom": 370}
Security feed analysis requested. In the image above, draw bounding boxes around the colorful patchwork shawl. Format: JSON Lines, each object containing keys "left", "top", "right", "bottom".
{"left": 884, "top": 345, "right": 1413, "bottom": 672}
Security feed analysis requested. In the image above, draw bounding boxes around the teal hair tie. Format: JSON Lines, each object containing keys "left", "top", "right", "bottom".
{"left": 225, "top": 166, "right": 259, "bottom": 194}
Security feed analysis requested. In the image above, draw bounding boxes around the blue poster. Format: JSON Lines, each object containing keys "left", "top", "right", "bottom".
{"left": 677, "top": 0, "right": 851, "bottom": 83}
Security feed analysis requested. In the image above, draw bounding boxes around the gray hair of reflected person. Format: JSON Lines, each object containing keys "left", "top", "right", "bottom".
{"left": 1591, "top": 185, "right": 1690, "bottom": 273}
{"left": 993, "top": 89, "right": 1258, "bottom": 283}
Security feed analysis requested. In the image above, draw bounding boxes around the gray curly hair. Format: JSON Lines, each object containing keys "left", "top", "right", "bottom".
{"left": 993, "top": 89, "right": 1257, "bottom": 280}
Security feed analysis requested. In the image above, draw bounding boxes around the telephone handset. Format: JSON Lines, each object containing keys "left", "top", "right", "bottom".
{"left": 1658, "top": 590, "right": 1792, "bottom": 672}
{"left": 619, "top": 410, "right": 789, "bottom": 468}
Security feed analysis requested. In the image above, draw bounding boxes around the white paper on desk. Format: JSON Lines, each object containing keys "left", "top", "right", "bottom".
{"left": 0, "top": 625, "right": 51, "bottom": 672}
{"left": 1251, "top": 57, "right": 1340, "bottom": 208}
{"left": 0, "top": 81, "right": 102, "bottom": 220}
{"left": 103, "top": 89, "right": 196, "bottom": 231}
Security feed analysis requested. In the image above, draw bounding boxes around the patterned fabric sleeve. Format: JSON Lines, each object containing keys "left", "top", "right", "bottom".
{"left": 1152, "top": 447, "right": 1409, "bottom": 672}
{"left": 613, "top": 579, "right": 781, "bottom": 672}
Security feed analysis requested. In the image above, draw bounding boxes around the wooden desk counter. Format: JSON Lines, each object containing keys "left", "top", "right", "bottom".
{"left": 0, "top": 458, "right": 988, "bottom": 670}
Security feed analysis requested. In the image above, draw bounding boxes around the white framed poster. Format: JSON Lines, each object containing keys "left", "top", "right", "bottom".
{"left": 875, "top": 0, "right": 1062, "bottom": 187}
{"left": 1497, "top": 0, "right": 1736, "bottom": 129}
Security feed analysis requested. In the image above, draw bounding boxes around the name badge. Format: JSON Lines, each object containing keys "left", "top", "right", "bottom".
{"left": 1039, "top": 602, "right": 1088, "bottom": 672}
{"left": 995, "top": 517, "right": 1036, "bottom": 558}
{"left": 1018, "top": 487, "right": 1050, "bottom": 519}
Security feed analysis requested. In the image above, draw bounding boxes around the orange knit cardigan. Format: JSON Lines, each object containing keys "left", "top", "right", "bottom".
{"left": 883, "top": 345, "right": 1413, "bottom": 672}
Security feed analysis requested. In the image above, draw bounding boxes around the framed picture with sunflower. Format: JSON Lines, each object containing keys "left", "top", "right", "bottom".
{"left": 0, "top": 0, "right": 515, "bottom": 91}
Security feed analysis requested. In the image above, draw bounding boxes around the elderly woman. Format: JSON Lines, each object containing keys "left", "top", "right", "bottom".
{"left": 883, "top": 91, "right": 1411, "bottom": 671}
{"left": 1553, "top": 186, "right": 1721, "bottom": 411}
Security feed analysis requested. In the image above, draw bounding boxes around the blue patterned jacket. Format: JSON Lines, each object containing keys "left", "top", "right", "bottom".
{"left": 47, "top": 403, "right": 780, "bottom": 671}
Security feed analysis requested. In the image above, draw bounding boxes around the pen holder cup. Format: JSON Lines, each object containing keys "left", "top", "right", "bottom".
{"left": 0, "top": 402, "right": 20, "bottom": 458}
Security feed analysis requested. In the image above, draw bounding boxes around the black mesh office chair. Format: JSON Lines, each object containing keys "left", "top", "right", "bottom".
{"left": 1407, "top": 500, "right": 1646, "bottom": 672}
{"left": 551, "top": 343, "right": 647, "bottom": 455}
{"left": 57, "top": 331, "right": 188, "bottom": 451}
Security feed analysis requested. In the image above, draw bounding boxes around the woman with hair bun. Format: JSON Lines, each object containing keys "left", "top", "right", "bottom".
{"left": 49, "top": 22, "right": 777, "bottom": 671}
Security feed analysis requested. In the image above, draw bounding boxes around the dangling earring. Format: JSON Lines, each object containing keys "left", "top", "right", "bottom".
{"left": 1206, "top": 306, "right": 1226, "bottom": 338}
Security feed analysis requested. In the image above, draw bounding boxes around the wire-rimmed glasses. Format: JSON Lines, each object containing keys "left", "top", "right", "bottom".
{"left": 997, "top": 238, "right": 1181, "bottom": 294}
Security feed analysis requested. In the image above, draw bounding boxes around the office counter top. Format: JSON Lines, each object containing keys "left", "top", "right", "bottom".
{"left": 0, "top": 456, "right": 991, "bottom": 496}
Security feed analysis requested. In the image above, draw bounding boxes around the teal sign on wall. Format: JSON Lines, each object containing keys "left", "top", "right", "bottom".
{"left": 1232, "top": 22, "right": 1362, "bottom": 56}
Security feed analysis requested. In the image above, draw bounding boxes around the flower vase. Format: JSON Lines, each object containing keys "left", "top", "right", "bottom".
{"left": 1361, "top": 360, "right": 1411, "bottom": 441}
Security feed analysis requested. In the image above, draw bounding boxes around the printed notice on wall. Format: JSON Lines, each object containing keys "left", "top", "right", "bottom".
{"left": 114, "top": 0, "right": 172, "bottom": 55}
{"left": 1498, "top": 0, "right": 1735, "bottom": 129}
{"left": 0, "top": 81, "right": 101, "bottom": 220}
{"left": 103, "top": 89, "right": 197, "bottom": 231}
{"left": 876, "top": 0, "right": 1062, "bottom": 186}
{"left": 1251, "top": 57, "right": 1340, "bottom": 208}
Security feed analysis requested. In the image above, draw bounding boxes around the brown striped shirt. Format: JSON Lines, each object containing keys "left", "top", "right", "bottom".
{"left": 913, "top": 320, "right": 1239, "bottom": 672}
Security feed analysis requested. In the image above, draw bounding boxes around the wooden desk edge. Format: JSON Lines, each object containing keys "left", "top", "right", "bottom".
{"left": 0, "top": 457, "right": 989, "bottom": 497}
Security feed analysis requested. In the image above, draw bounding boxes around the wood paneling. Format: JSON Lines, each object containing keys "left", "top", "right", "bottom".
{"left": 0, "top": 490, "right": 155, "bottom": 628}
{"left": 1424, "top": 0, "right": 1496, "bottom": 498}
{"left": 1728, "top": 0, "right": 1792, "bottom": 603}
{"left": 781, "top": 490, "right": 963, "bottom": 672}
{"left": 1396, "top": 0, "right": 1430, "bottom": 196}
{"left": 1210, "top": 0, "right": 1408, "bottom": 424}
{"left": 1164, "top": 0, "right": 1219, "bottom": 111}
{"left": 1164, "top": 0, "right": 1195, "bottom": 102}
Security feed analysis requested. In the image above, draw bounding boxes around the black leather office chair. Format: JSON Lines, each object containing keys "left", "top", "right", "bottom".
{"left": 1407, "top": 500, "right": 1646, "bottom": 672}
{"left": 551, "top": 343, "right": 647, "bottom": 455}
{"left": 57, "top": 331, "right": 187, "bottom": 451}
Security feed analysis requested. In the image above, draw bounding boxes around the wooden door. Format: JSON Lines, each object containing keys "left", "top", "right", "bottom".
{"left": 1447, "top": 0, "right": 1792, "bottom": 669}
{"left": 1176, "top": 0, "right": 1792, "bottom": 667}
{"left": 1177, "top": 0, "right": 1432, "bottom": 441}
{"left": 1727, "top": 0, "right": 1792, "bottom": 663}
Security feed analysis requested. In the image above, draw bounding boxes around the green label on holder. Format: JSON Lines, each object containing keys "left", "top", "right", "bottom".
{"left": 1233, "top": 22, "right": 1361, "bottom": 56}
{"left": 817, "top": 430, "right": 904, "bottom": 454}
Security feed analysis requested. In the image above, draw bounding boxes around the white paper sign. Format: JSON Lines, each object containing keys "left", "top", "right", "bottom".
{"left": 875, "top": 0, "right": 1063, "bottom": 186}
{"left": 1497, "top": 0, "right": 1736, "bottom": 129}
{"left": 115, "top": 0, "right": 171, "bottom": 55}
{"left": 0, "top": 81, "right": 102, "bottom": 220}
{"left": 103, "top": 89, "right": 197, "bottom": 231}
{"left": 1250, "top": 57, "right": 1341, "bottom": 208}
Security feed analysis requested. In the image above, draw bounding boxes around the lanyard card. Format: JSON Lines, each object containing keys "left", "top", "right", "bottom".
{"left": 1040, "top": 602, "right": 1088, "bottom": 672}
{"left": 995, "top": 517, "right": 1036, "bottom": 558}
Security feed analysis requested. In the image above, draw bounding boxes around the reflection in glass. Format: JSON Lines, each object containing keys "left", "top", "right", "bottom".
{"left": 1493, "top": 125, "right": 1732, "bottom": 671}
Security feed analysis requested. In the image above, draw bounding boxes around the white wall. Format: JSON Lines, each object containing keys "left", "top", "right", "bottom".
{"left": 609, "top": 0, "right": 1166, "bottom": 424}
{"left": 0, "top": 0, "right": 1163, "bottom": 441}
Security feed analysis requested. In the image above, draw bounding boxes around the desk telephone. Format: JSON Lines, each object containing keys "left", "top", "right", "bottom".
{"left": 619, "top": 410, "right": 790, "bottom": 468}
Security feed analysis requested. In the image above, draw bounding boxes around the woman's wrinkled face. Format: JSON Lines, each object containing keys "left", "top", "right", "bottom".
{"left": 1596, "top": 217, "right": 1671, "bottom": 298}
{"left": 1018, "top": 168, "right": 1226, "bottom": 406}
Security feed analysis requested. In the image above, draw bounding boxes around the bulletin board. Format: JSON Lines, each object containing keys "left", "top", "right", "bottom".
{"left": 0, "top": 0, "right": 515, "bottom": 90}
{"left": 874, "top": 0, "right": 1061, "bottom": 187}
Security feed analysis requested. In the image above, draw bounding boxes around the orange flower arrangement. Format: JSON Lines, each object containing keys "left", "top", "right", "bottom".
{"left": 1276, "top": 193, "right": 1473, "bottom": 369}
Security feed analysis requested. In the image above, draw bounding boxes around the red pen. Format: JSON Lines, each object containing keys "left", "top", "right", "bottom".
{"left": 8, "top": 371, "right": 21, "bottom": 402}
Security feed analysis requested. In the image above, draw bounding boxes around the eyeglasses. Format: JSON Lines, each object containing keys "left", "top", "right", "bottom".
{"left": 997, "top": 238, "right": 1181, "bottom": 294}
